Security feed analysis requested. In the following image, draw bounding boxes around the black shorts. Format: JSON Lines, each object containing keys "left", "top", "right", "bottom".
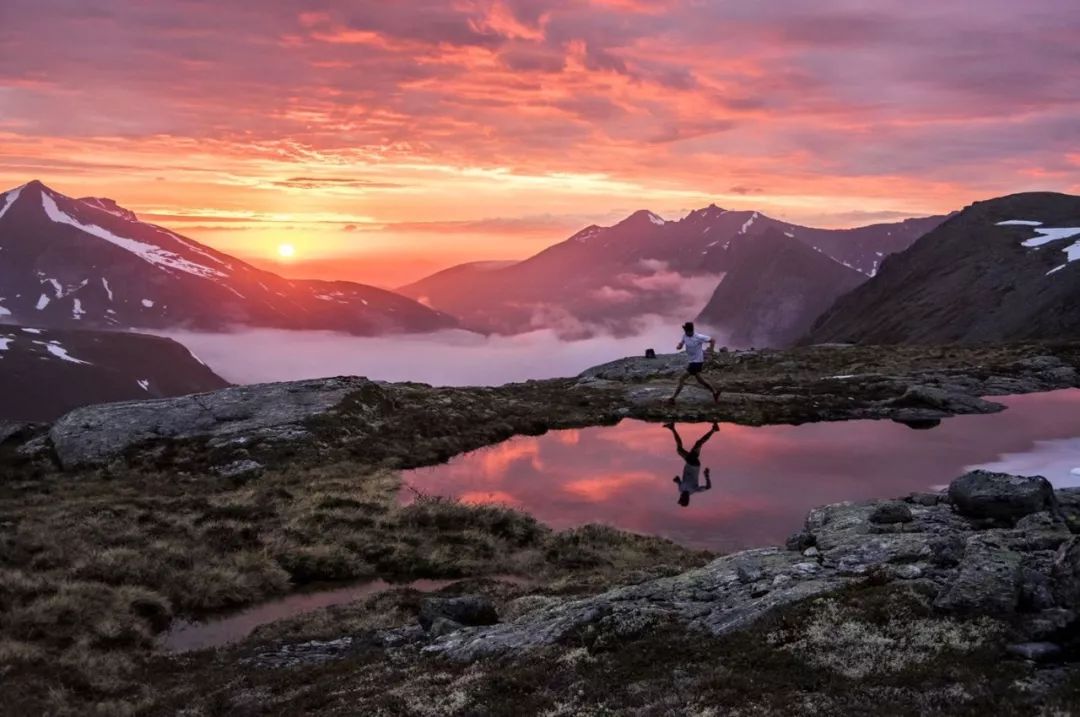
{"left": 687, "top": 362, "right": 704, "bottom": 375}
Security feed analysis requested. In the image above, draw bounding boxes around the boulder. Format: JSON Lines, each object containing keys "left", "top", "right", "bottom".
{"left": 869, "top": 501, "right": 914, "bottom": 525}
{"left": 948, "top": 471, "right": 1057, "bottom": 523}
{"left": 419, "top": 595, "right": 498, "bottom": 632}
{"left": 48, "top": 377, "right": 377, "bottom": 469}
{"left": 934, "top": 535, "right": 1021, "bottom": 615}
{"left": 786, "top": 530, "right": 816, "bottom": 552}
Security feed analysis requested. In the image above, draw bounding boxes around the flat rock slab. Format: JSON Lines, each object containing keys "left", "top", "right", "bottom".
{"left": 49, "top": 376, "right": 373, "bottom": 469}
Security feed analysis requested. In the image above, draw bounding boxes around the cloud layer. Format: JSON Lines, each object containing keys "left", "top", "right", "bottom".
{"left": 164, "top": 321, "right": 713, "bottom": 387}
{"left": 2, "top": 1, "right": 1078, "bottom": 284}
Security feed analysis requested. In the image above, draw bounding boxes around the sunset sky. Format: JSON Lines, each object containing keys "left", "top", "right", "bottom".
{"left": 2, "top": 0, "right": 1078, "bottom": 287}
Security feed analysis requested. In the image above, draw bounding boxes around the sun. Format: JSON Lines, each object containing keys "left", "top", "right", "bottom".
{"left": 277, "top": 243, "right": 296, "bottom": 259}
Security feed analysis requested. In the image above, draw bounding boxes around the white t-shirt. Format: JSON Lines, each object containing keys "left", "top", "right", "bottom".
{"left": 681, "top": 333, "right": 711, "bottom": 363}
{"left": 679, "top": 463, "right": 707, "bottom": 493}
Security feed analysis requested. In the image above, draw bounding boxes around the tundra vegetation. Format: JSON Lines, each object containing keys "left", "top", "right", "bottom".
{"left": 2, "top": 342, "right": 1080, "bottom": 714}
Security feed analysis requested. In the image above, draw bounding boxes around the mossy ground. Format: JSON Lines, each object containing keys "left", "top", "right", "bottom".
{"left": 142, "top": 582, "right": 1080, "bottom": 716}
{"left": 0, "top": 462, "right": 706, "bottom": 715}
{"left": 3, "top": 341, "right": 1080, "bottom": 714}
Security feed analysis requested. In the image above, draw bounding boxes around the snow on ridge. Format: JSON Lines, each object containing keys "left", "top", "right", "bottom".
{"left": 997, "top": 220, "right": 1044, "bottom": 227}
{"left": 35, "top": 340, "right": 92, "bottom": 365}
{"left": 41, "top": 192, "right": 228, "bottom": 281}
{"left": 156, "top": 227, "right": 232, "bottom": 268}
{"left": 647, "top": 212, "right": 666, "bottom": 226}
{"left": 0, "top": 185, "right": 23, "bottom": 221}
{"left": 738, "top": 212, "right": 759, "bottom": 235}
{"left": 1017, "top": 226, "right": 1080, "bottom": 273}
{"left": 101, "top": 277, "right": 114, "bottom": 301}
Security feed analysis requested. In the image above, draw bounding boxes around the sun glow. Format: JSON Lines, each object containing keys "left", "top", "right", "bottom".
{"left": 277, "top": 243, "right": 296, "bottom": 258}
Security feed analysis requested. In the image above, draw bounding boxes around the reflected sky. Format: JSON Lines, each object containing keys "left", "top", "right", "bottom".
{"left": 403, "top": 390, "right": 1080, "bottom": 552}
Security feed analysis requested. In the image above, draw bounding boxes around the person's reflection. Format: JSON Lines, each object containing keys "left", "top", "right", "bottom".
{"left": 663, "top": 422, "right": 718, "bottom": 506}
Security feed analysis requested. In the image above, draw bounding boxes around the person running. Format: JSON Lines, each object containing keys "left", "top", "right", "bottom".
{"left": 664, "top": 422, "right": 718, "bottom": 507}
{"left": 669, "top": 321, "right": 719, "bottom": 404}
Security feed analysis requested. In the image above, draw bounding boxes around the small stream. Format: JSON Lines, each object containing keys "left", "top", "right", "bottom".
{"left": 160, "top": 578, "right": 458, "bottom": 653}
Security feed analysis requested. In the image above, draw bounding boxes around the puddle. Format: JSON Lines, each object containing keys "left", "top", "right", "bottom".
{"left": 160, "top": 578, "right": 457, "bottom": 653}
{"left": 403, "top": 389, "right": 1080, "bottom": 552}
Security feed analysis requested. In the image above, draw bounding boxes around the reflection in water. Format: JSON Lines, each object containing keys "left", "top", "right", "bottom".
{"left": 665, "top": 422, "right": 718, "bottom": 507}
{"left": 404, "top": 390, "right": 1080, "bottom": 552}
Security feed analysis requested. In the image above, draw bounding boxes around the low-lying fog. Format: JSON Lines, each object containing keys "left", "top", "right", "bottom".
{"left": 164, "top": 318, "right": 725, "bottom": 387}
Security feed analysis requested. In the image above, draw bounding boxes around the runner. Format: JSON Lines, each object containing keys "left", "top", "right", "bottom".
{"left": 668, "top": 322, "right": 719, "bottom": 404}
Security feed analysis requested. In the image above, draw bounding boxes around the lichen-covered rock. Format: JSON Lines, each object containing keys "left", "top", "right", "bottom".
{"left": 1052, "top": 537, "right": 1080, "bottom": 607}
{"left": 934, "top": 535, "right": 1021, "bottom": 615}
{"left": 948, "top": 470, "right": 1057, "bottom": 522}
{"left": 48, "top": 377, "right": 377, "bottom": 469}
{"left": 418, "top": 595, "right": 498, "bottom": 631}
{"left": 869, "top": 501, "right": 914, "bottom": 524}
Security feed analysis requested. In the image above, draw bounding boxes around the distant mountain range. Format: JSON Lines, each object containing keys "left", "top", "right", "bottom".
{"left": 0, "top": 326, "right": 228, "bottom": 421}
{"left": 400, "top": 205, "right": 946, "bottom": 341}
{"left": 0, "top": 181, "right": 457, "bottom": 335}
{"left": 804, "top": 192, "right": 1080, "bottom": 345}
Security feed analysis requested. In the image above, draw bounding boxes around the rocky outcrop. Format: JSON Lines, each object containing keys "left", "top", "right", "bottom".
{"left": 2, "top": 342, "right": 1079, "bottom": 479}
{"left": 404, "top": 473, "right": 1078, "bottom": 662}
{"left": 949, "top": 471, "right": 1059, "bottom": 523}
{"left": 48, "top": 377, "right": 374, "bottom": 469}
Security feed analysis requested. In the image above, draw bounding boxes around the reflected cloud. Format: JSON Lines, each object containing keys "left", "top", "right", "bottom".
{"left": 405, "top": 390, "right": 1080, "bottom": 551}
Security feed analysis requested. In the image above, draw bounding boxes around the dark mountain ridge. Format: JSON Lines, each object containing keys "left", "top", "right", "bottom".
{"left": 696, "top": 230, "right": 868, "bottom": 347}
{"left": 804, "top": 192, "right": 1080, "bottom": 345}
{"left": 0, "top": 325, "right": 229, "bottom": 421}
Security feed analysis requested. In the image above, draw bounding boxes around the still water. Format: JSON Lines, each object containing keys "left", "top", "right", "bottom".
{"left": 404, "top": 389, "right": 1080, "bottom": 552}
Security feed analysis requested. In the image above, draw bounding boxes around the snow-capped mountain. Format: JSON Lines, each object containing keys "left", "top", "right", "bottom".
{"left": 399, "top": 205, "right": 946, "bottom": 337}
{"left": 0, "top": 326, "right": 229, "bottom": 421}
{"left": 804, "top": 192, "right": 1080, "bottom": 345}
{"left": 0, "top": 181, "right": 457, "bottom": 334}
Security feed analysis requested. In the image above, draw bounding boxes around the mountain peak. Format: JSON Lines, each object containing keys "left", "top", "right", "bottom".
{"left": 617, "top": 209, "right": 667, "bottom": 228}
{"left": 79, "top": 197, "right": 138, "bottom": 222}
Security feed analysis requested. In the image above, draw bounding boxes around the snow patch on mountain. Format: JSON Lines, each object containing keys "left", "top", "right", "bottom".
{"left": 101, "top": 277, "right": 113, "bottom": 301}
{"left": 1017, "top": 226, "right": 1080, "bottom": 270}
{"left": 647, "top": 212, "right": 666, "bottom": 226}
{"left": 142, "top": 299, "right": 155, "bottom": 308}
{"left": 41, "top": 192, "right": 228, "bottom": 280}
{"left": 739, "top": 212, "right": 759, "bottom": 235}
{"left": 37, "top": 340, "right": 92, "bottom": 365}
{"left": 0, "top": 185, "right": 23, "bottom": 221}
{"left": 137, "top": 379, "right": 150, "bottom": 391}
{"left": 35, "top": 294, "right": 50, "bottom": 310}
{"left": 997, "top": 220, "right": 1044, "bottom": 226}
{"left": 0, "top": 301, "right": 10, "bottom": 317}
